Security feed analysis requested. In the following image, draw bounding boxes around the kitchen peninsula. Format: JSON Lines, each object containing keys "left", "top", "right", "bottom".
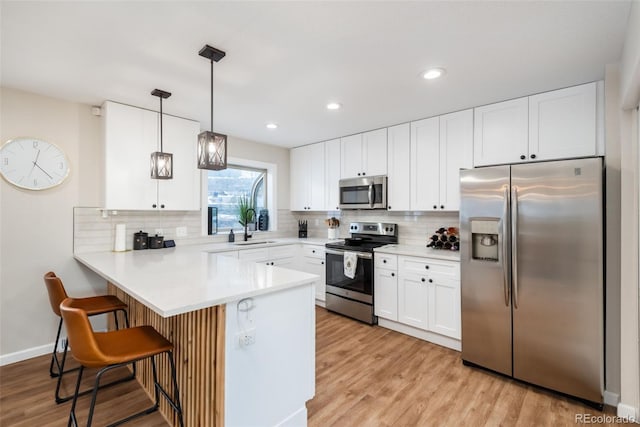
{"left": 75, "top": 244, "right": 318, "bottom": 427}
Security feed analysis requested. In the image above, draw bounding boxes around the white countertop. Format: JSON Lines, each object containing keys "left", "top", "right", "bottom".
{"left": 375, "top": 244, "right": 461, "bottom": 261}
{"left": 75, "top": 243, "right": 319, "bottom": 318}
{"left": 199, "top": 237, "right": 336, "bottom": 253}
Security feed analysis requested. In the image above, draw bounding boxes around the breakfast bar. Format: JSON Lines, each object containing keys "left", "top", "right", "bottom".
{"left": 75, "top": 246, "right": 319, "bottom": 427}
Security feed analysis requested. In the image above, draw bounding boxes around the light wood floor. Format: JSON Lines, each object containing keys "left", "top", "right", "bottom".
{"left": 1, "top": 308, "right": 622, "bottom": 426}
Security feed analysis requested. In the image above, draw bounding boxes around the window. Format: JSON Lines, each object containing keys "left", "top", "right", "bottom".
{"left": 207, "top": 165, "right": 267, "bottom": 232}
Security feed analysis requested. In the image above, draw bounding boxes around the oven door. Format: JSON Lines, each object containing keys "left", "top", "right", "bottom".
{"left": 339, "top": 176, "right": 387, "bottom": 209}
{"left": 325, "top": 248, "right": 373, "bottom": 303}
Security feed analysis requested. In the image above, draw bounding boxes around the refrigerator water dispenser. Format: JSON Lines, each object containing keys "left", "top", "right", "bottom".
{"left": 471, "top": 219, "right": 499, "bottom": 261}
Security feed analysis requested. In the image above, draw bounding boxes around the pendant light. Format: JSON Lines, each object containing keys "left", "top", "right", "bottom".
{"left": 197, "top": 44, "right": 227, "bottom": 170}
{"left": 150, "top": 88, "right": 173, "bottom": 179}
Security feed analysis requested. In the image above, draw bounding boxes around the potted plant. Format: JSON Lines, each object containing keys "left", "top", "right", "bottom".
{"left": 237, "top": 195, "right": 256, "bottom": 237}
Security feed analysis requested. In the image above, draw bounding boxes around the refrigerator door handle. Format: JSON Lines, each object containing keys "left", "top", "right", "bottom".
{"left": 502, "top": 186, "right": 510, "bottom": 307}
{"left": 511, "top": 186, "right": 519, "bottom": 309}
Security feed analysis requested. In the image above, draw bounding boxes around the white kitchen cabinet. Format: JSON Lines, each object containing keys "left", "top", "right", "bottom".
{"left": 473, "top": 97, "right": 529, "bottom": 167}
{"left": 410, "top": 117, "right": 439, "bottom": 211}
{"left": 289, "top": 142, "right": 325, "bottom": 211}
{"left": 386, "top": 123, "right": 411, "bottom": 211}
{"left": 439, "top": 109, "right": 474, "bottom": 211}
{"left": 398, "top": 272, "right": 429, "bottom": 330}
{"left": 324, "top": 139, "right": 341, "bottom": 211}
{"left": 374, "top": 255, "right": 398, "bottom": 321}
{"left": 238, "top": 245, "right": 297, "bottom": 266}
{"left": 103, "top": 101, "right": 201, "bottom": 210}
{"left": 300, "top": 245, "right": 326, "bottom": 301}
{"left": 529, "top": 82, "right": 597, "bottom": 161}
{"left": 474, "top": 82, "right": 598, "bottom": 167}
{"left": 340, "top": 128, "right": 387, "bottom": 179}
{"left": 238, "top": 248, "right": 269, "bottom": 263}
{"left": 428, "top": 277, "right": 460, "bottom": 339}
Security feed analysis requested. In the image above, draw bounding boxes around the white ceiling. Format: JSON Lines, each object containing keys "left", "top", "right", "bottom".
{"left": 0, "top": 1, "right": 632, "bottom": 148}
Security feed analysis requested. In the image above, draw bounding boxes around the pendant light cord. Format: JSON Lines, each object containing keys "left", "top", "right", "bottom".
{"left": 159, "top": 97, "right": 164, "bottom": 152}
{"left": 210, "top": 59, "right": 214, "bottom": 132}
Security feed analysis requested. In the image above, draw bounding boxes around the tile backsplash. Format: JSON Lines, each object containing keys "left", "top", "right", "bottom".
{"left": 73, "top": 207, "right": 459, "bottom": 253}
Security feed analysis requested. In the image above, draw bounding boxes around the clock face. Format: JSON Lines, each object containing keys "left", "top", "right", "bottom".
{"left": 0, "top": 138, "right": 70, "bottom": 190}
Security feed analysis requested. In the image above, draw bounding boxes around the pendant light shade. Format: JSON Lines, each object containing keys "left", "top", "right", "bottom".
{"left": 151, "top": 89, "right": 173, "bottom": 179}
{"left": 197, "top": 44, "right": 228, "bottom": 171}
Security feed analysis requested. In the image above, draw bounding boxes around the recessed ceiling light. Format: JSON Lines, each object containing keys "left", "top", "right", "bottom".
{"left": 266, "top": 123, "right": 278, "bottom": 129}
{"left": 422, "top": 68, "right": 446, "bottom": 80}
{"left": 326, "top": 102, "right": 342, "bottom": 110}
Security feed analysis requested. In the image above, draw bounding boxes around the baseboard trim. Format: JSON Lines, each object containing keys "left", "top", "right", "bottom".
{"left": 604, "top": 390, "right": 620, "bottom": 407}
{"left": 0, "top": 343, "right": 52, "bottom": 366}
{"left": 378, "top": 318, "right": 461, "bottom": 351}
{"left": 315, "top": 299, "right": 326, "bottom": 308}
{"left": 275, "top": 406, "right": 307, "bottom": 427}
{"left": 617, "top": 402, "right": 638, "bottom": 422}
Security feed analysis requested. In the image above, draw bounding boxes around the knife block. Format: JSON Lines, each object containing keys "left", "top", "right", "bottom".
{"left": 298, "top": 222, "right": 308, "bottom": 238}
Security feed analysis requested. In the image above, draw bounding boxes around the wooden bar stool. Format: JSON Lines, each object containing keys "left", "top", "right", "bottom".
{"left": 44, "top": 271, "right": 134, "bottom": 403}
{"left": 60, "top": 298, "right": 184, "bottom": 427}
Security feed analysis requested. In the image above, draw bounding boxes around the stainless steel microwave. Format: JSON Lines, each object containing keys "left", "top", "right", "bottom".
{"left": 339, "top": 175, "right": 387, "bottom": 210}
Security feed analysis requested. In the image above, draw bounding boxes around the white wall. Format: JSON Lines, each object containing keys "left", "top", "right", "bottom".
{"left": 617, "top": 0, "right": 640, "bottom": 417}
{"left": 0, "top": 87, "right": 106, "bottom": 362}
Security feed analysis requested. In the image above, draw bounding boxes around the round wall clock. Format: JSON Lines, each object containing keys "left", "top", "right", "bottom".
{"left": 0, "top": 137, "right": 70, "bottom": 190}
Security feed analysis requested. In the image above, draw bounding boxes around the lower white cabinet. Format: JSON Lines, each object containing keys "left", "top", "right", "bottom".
{"left": 299, "top": 245, "right": 326, "bottom": 301}
{"left": 237, "top": 245, "right": 297, "bottom": 266}
{"left": 375, "top": 253, "right": 461, "bottom": 340}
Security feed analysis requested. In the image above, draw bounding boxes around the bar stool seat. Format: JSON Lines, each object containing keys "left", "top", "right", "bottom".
{"left": 44, "top": 272, "right": 133, "bottom": 403}
{"left": 60, "top": 298, "right": 184, "bottom": 427}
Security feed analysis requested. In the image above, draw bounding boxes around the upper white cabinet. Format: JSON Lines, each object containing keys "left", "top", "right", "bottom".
{"left": 473, "top": 98, "right": 529, "bottom": 167}
{"left": 410, "top": 110, "right": 473, "bottom": 211}
{"left": 386, "top": 123, "right": 411, "bottom": 211}
{"left": 340, "top": 128, "right": 387, "bottom": 179}
{"left": 290, "top": 142, "right": 325, "bottom": 211}
{"left": 474, "top": 82, "right": 598, "bottom": 166}
{"left": 103, "top": 101, "right": 201, "bottom": 210}
{"left": 324, "top": 139, "right": 341, "bottom": 211}
{"left": 529, "top": 82, "right": 597, "bottom": 161}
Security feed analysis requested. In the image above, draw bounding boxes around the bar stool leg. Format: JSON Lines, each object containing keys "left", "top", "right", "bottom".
{"left": 50, "top": 318, "right": 64, "bottom": 377}
{"left": 67, "top": 365, "right": 84, "bottom": 427}
{"left": 168, "top": 351, "right": 185, "bottom": 427}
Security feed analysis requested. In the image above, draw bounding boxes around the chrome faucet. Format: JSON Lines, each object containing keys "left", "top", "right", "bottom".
{"left": 244, "top": 208, "right": 256, "bottom": 241}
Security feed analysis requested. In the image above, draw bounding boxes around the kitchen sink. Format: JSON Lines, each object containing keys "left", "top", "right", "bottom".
{"left": 234, "top": 240, "right": 277, "bottom": 246}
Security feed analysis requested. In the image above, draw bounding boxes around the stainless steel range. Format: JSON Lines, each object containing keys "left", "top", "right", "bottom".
{"left": 325, "top": 222, "right": 398, "bottom": 324}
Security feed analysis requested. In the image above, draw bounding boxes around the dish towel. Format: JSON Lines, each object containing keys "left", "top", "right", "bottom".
{"left": 343, "top": 251, "right": 358, "bottom": 279}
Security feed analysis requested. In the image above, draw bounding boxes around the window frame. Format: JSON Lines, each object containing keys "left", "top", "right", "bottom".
{"left": 201, "top": 157, "right": 278, "bottom": 235}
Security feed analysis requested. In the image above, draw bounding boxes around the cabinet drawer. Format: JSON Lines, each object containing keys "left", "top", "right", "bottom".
{"left": 303, "top": 245, "right": 325, "bottom": 259}
{"left": 375, "top": 253, "right": 398, "bottom": 270}
{"left": 398, "top": 256, "right": 459, "bottom": 279}
{"left": 269, "top": 245, "right": 297, "bottom": 260}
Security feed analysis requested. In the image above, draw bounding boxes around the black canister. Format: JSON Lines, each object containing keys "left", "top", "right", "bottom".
{"left": 133, "top": 231, "right": 148, "bottom": 250}
{"left": 148, "top": 234, "right": 164, "bottom": 249}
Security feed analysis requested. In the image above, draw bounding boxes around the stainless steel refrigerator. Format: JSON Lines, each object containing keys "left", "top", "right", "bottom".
{"left": 460, "top": 157, "right": 604, "bottom": 406}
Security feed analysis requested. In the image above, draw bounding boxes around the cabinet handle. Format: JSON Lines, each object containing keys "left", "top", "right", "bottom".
{"left": 312, "top": 250, "right": 316, "bottom": 253}
{"left": 391, "top": 272, "right": 395, "bottom": 277}
{"left": 520, "top": 155, "right": 526, "bottom": 160}
{"left": 440, "top": 205, "right": 444, "bottom": 209}
{"left": 530, "top": 154, "right": 537, "bottom": 159}
{"left": 160, "top": 204, "right": 165, "bottom": 209}
{"left": 433, "top": 205, "right": 437, "bottom": 209}
{"left": 388, "top": 206, "right": 392, "bottom": 210}
{"left": 336, "top": 206, "right": 339, "bottom": 210}
{"left": 421, "top": 278, "right": 426, "bottom": 282}
{"left": 428, "top": 279, "right": 433, "bottom": 283}
{"left": 357, "top": 173, "right": 361, "bottom": 176}
{"left": 425, "top": 265, "right": 429, "bottom": 269}
{"left": 383, "top": 259, "right": 387, "bottom": 263}
{"left": 321, "top": 261, "right": 324, "bottom": 265}
{"left": 362, "top": 172, "right": 366, "bottom": 176}
{"left": 152, "top": 204, "right": 157, "bottom": 208}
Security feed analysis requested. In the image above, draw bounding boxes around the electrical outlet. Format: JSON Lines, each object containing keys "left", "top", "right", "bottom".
{"left": 155, "top": 228, "right": 163, "bottom": 235}
{"left": 176, "top": 226, "right": 187, "bottom": 237}
{"left": 236, "top": 328, "right": 256, "bottom": 347}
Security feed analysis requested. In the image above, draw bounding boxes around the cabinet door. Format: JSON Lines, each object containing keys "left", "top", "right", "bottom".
{"left": 387, "top": 123, "right": 411, "bottom": 211}
{"left": 340, "top": 134, "right": 363, "bottom": 178}
{"left": 238, "top": 248, "right": 269, "bottom": 263}
{"left": 104, "top": 102, "right": 158, "bottom": 210}
{"left": 428, "top": 277, "right": 460, "bottom": 339}
{"left": 290, "top": 146, "right": 308, "bottom": 211}
{"left": 303, "top": 258, "right": 326, "bottom": 301}
{"left": 529, "top": 82, "right": 596, "bottom": 161}
{"left": 474, "top": 97, "right": 528, "bottom": 166}
{"left": 158, "top": 115, "right": 201, "bottom": 210}
{"left": 410, "top": 117, "right": 439, "bottom": 211}
{"left": 362, "top": 128, "right": 387, "bottom": 176}
{"left": 325, "top": 139, "right": 341, "bottom": 211}
{"left": 398, "top": 273, "right": 429, "bottom": 330}
{"left": 308, "top": 142, "right": 325, "bottom": 211}
{"left": 374, "top": 268, "right": 398, "bottom": 321}
{"left": 439, "top": 109, "right": 473, "bottom": 211}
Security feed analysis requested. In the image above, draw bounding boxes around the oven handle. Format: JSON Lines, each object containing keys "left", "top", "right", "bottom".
{"left": 325, "top": 248, "right": 373, "bottom": 259}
